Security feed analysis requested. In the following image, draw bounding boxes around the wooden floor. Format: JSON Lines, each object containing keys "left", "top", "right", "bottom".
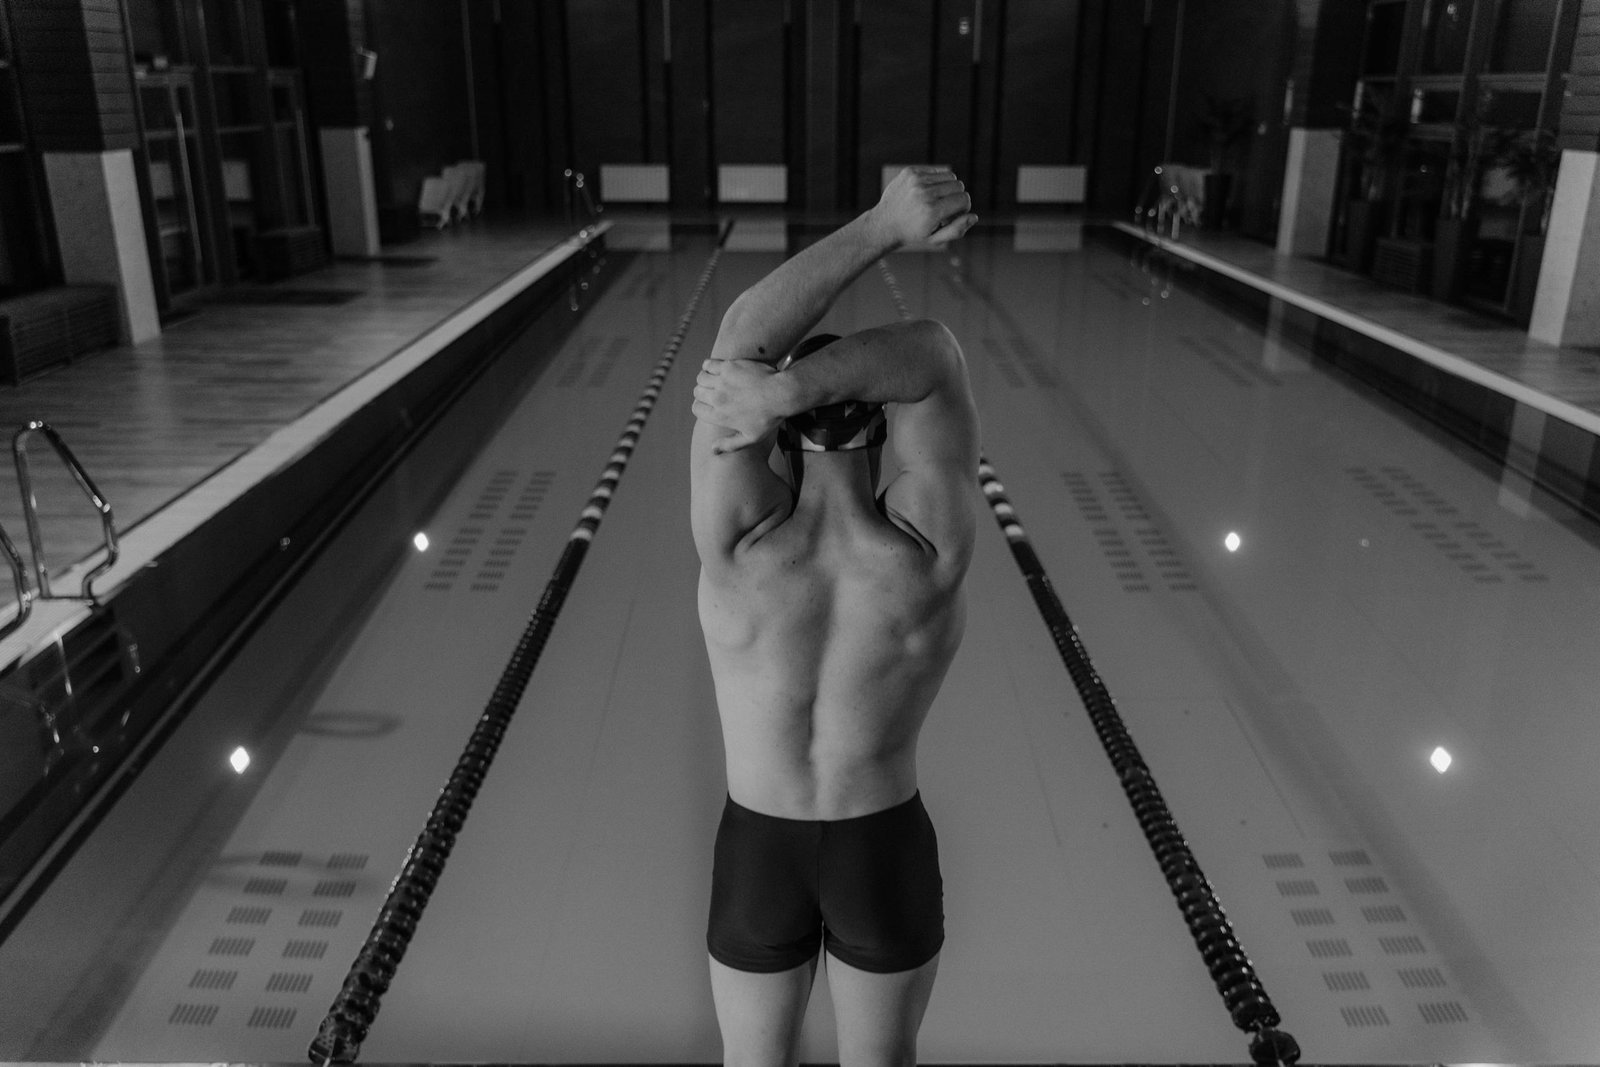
{"left": 0, "top": 221, "right": 575, "bottom": 579}
{"left": 1117, "top": 222, "right": 1600, "bottom": 420}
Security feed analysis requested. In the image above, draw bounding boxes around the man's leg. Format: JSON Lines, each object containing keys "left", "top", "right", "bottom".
{"left": 826, "top": 951, "right": 940, "bottom": 1067}
{"left": 709, "top": 953, "right": 820, "bottom": 1067}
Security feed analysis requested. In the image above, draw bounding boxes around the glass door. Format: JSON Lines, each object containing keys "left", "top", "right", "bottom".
{"left": 139, "top": 73, "right": 214, "bottom": 299}
{"left": 269, "top": 70, "right": 316, "bottom": 229}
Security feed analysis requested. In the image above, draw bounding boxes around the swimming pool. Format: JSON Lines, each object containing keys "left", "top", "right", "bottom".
{"left": 1, "top": 219, "right": 1594, "bottom": 1063}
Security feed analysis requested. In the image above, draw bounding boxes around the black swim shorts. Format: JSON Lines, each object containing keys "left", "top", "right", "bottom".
{"left": 706, "top": 791, "right": 944, "bottom": 974}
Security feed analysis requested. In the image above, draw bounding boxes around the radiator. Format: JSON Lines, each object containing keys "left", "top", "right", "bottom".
{"left": 1017, "top": 165, "right": 1086, "bottom": 204}
{"left": 599, "top": 164, "right": 670, "bottom": 203}
{"left": 718, "top": 165, "right": 787, "bottom": 204}
{"left": 0, "top": 285, "right": 120, "bottom": 385}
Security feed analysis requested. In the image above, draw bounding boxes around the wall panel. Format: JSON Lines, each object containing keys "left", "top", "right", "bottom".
{"left": 712, "top": 0, "right": 785, "bottom": 176}
{"left": 367, "top": 0, "right": 472, "bottom": 208}
{"left": 856, "top": 0, "right": 935, "bottom": 207}
{"left": 1560, "top": 1, "right": 1600, "bottom": 150}
{"left": 995, "top": 0, "right": 1077, "bottom": 209}
{"left": 12, "top": 0, "right": 136, "bottom": 152}
{"left": 568, "top": 0, "right": 645, "bottom": 175}
{"left": 669, "top": 0, "right": 711, "bottom": 207}
{"left": 929, "top": 0, "right": 976, "bottom": 183}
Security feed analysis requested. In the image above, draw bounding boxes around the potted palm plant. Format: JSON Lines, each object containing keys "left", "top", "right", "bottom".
{"left": 1496, "top": 128, "right": 1560, "bottom": 325}
{"left": 1432, "top": 118, "right": 1492, "bottom": 301}
{"left": 1337, "top": 89, "right": 1409, "bottom": 270}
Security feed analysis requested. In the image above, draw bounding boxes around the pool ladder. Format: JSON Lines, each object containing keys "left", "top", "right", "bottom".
{"left": 562, "top": 167, "right": 602, "bottom": 234}
{"left": 0, "top": 421, "right": 118, "bottom": 639}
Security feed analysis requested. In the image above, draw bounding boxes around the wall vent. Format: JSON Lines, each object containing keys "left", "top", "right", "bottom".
{"left": 1306, "top": 938, "right": 1352, "bottom": 959}
{"left": 189, "top": 969, "right": 237, "bottom": 991}
{"left": 1397, "top": 966, "right": 1448, "bottom": 989}
{"left": 1322, "top": 970, "right": 1371, "bottom": 992}
{"left": 209, "top": 937, "right": 255, "bottom": 957}
{"left": 1290, "top": 908, "right": 1335, "bottom": 927}
{"left": 1340, "top": 1004, "right": 1391, "bottom": 1027}
{"left": 266, "top": 972, "right": 314, "bottom": 994}
{"left": 169, "top": 1003, "right": 219, "bottom": 1026}
{"left": 283, "top": 939, "right": 328, "bottom": 960}
{"left": 1379, "top": 935, "right": 1427, "bottom": 956}
{"left": 1419, "top": 1001, "right": 1470, "bottom": 1024}
{"left": 1329, "top": 849, "right": 1372, "bottom": 867}
{"left": 246, "top": 1006, "right": 298, "bottom": 1029}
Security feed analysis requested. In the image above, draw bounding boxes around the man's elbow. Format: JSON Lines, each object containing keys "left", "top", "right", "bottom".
{"left": 915, "top": 319, "right": 965, "bottom": 376}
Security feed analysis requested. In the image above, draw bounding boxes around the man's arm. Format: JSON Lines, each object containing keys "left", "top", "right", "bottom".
{"left": 690, "top": 168, "right": 975, "bottom": 564}
{"left": 708, "top": 167, "right": 975, "bottom": 369}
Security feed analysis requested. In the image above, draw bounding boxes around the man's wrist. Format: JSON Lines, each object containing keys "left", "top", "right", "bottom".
{"left": 855, "top": 208, "right": 902, "bottom": 256}
{"left": 772, "top": 368, "right": 811, "bottom": 419}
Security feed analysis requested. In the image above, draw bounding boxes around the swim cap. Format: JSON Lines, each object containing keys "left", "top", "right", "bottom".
{"left": 775, "top": 334, "right": 887, "bottom": 453}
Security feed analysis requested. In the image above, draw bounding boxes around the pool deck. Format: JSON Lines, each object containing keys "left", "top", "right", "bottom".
{"left": 0, "top": 214, "right": 1594, "bottom": 654}
{"left": 1114, "top": 221, "right": 1600, "bottom": 433}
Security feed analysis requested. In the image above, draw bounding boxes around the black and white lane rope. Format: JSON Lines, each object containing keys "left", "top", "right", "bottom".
{"left": 308, "top": 242, "right": 726, "bottom": 1065}
{"left": 878, "top": 259, "right": 1301, "bottom": 1066}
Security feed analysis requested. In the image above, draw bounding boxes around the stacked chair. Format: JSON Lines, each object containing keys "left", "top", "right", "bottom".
{"left": 417, "top": 160, "right": 487, "bottom": 229}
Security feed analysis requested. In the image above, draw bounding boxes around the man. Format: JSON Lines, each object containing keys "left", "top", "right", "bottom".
{"left": 689, "top": 166, "right": 980, "bottom": 1066}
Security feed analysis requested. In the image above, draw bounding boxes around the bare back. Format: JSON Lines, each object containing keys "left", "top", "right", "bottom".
{"left": 698, "top": 487, "right": 967, "bottom": 821}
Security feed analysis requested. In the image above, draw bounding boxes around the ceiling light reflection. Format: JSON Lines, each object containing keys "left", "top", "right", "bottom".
{"left": 230, "top": 746, "right": 251, "bottom": 774}
{"left": 1224, "top": 532, "right": 1241, "bottom": 553}
{"left": 413, "top": 532, "right": 430, "bottom": 552}
{"left": 1430, "top": 746, "right": 1453, "bottom": 774}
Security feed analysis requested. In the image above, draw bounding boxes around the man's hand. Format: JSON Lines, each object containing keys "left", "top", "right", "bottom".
{"left": 693, "top": 358, "right": 789, "bottom": 454}
{"left": 870, "top": 166, "right": 977, "bottom": 248}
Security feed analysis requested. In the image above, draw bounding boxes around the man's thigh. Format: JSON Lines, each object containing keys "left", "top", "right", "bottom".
{"left": 826, "top": 950, "right": 940, "bottom": 1064}
{"left": 709, "top": 953, "right": 820, "bottom": 1066}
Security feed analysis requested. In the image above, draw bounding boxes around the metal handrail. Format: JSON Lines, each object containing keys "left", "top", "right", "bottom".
{"left": 0, "top": 520, "right": 32, "bottom": 638}
{"left": 562, "top": 168, "right": 602, "bottom": 231}
{"left": 13, "top": 421, "right": 118, "bottom": 602}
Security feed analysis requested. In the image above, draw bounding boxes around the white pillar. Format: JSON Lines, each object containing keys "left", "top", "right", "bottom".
{"left": 1530, "top": 149, "right": 1600, "bottom": 348}
{"left": 41, "top": 149, "right": 160, "bottom": 344}
{"left": 319, "top": 126, "right": 381, "bottom": 257}
{"left": 1276, "top": 128, "right": 1342, "bottom": 258}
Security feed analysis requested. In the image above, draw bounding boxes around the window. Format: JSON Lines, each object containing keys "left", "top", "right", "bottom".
{"left": 127, "top": 0, "right": 189, "bottom": 68}
{"left": 1365, "top": 2, "right": 1408, "bottom": 76}
{"left": 1420, "top": 0, "right": 1473, "bottom": 74}
{"left": 1488, "top": 0, "right": 1559, "bottom": 72}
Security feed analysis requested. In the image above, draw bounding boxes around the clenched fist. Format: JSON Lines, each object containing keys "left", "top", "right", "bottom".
{"left": 871, "top": 166, "right": 977, "bottom": 248}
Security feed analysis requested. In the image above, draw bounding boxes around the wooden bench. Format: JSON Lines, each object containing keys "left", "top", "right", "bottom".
{"left": 0, "top": 285, "right": 120, "bottom": 385}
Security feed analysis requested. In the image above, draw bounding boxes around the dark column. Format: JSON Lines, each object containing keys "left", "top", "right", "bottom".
{"left": 802, "top": 0, "right": 843, "bottom": 214}
{"left": 1531, "top": 0, "right": 1600, "bottom": 345}
{"left": 1286, "top": 0, "right": 1365, "bottom": 129}
{"left": 11, "top": 0, "right": 137, "bottom": 152}
{"left": 1558, "top": 0, "right": 1600, "bottom": 153}
{"left": 13, "top": 0, "right": 156, "bottom": 340}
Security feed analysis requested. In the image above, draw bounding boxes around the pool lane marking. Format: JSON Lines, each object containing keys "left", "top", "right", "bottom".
{"left": 309, "top": 237, "right": 727, "bottom": 1065}
{"left": 877, "top": 257, "right": 1302, "bottom": 1065}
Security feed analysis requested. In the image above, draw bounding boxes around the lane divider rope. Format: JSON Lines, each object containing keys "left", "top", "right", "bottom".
{"left": 308, "top": 237, "right": 726, "bottom": 1064}
{"left": 877, "top": 258, "right": 1301, "bottom": 1066}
